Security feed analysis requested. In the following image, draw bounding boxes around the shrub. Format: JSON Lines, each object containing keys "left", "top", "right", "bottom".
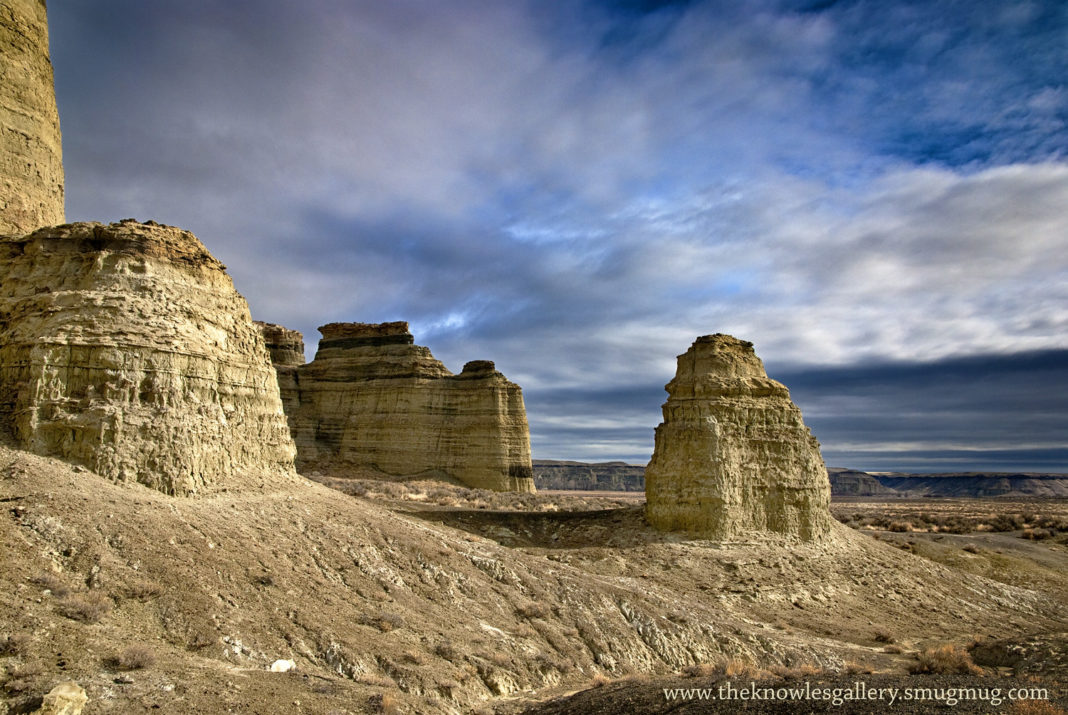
{"left": 57, "top": 592, "right": 112, "bottom": 623}
{"left": 909, "top": 645, "right": 982, "bottom": 675}
{"left": 31, "top": 573, "right": 70, "bottom": 598}
{"left": 366, "top": 691, "right": 400, "bottom": 714}
{"left": 125, "top": 579, "right": 162, "bottom": 600}
{"left": 434, "top": 643, "right": 460, "bottom": 662}
{"left": 515, "top": 602, "right": 550, "bottom": 619}
{"left": 0, "top": 632, "right": 31, "bottom": 656}
{"left": 111, "top": 644, "right": 156, "bottom": 670}
{"left": 873, "top": 629, "right": 896, "bottom": 644}
{"left": 1, "top": 662, "right": 43, "bottom": 694}
{"left": 888, "top": 521, "right": 912, "bottom": 533}
{"left": 360, "top": 612, "right": 404, "bottom": 633}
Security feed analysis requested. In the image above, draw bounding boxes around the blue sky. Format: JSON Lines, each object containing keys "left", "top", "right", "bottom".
{"left": 48, "top": 0, "right": 1067, "bottom": 471}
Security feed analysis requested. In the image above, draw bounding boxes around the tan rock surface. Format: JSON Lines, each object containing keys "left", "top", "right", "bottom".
{"left": 270, "top": 321, "right": 535, "bottom": 492}
{"left": 1, "top": 0, "right": 64, "bottom": 235}
{"left": 0, "top": 220, "right": 297, "bottom": 495}
{"left": 645, "top": 334, "right": 833, "bottom": 541}
{"left": 33, "top": 681, "right": 87, "bottom": 715}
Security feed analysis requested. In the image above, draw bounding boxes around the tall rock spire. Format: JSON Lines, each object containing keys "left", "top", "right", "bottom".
{"left": 1, "top": 0, "right": 65, "bottom": 234}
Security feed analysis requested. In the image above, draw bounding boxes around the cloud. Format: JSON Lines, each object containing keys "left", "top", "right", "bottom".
{"left": 47, "top": 1, "right": 1068, "bottom": 469}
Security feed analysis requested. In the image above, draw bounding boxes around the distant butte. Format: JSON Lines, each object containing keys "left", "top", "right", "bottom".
{"left": 259, "top": 321, "right": 536, "bottom": 492}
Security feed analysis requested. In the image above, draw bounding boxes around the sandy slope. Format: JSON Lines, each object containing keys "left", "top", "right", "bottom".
{"left": 1, "top": 445, "right": 1064, "bottom": 714}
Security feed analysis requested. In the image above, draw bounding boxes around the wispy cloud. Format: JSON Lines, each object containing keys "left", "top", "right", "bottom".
{"left": 49, "top": 0, "right": 1067, "bottom": 469}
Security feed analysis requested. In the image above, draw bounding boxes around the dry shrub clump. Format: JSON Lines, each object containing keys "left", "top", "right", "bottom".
{"left": 873, "top": 629, "right": 896, "bottom": 644}
{"left": 434, "top": 642, "right": 461, "bottom": 662}
{"left": 0, "top": 632, "right": 31, "bottom": 656}
{"left": 125, "top": 579, "right": 162, "bottom": 600}
{"left": 57, "top": 592, "right": 112, "bottom": 623}
{"left": 515, "top": 602, "right": 550, "bottom": 619}
{"left": 31, "top": 572, "right": 71, "bottom": 598}
{"left": 360, "top": 612, "right": 405, "bottom": 633}
{"left": 909, "top": 645, "right": 983, "bottom": 675}
{"left": 110, "top": 644, "right": 156, "bottom": 670}
{"left": 366, "top": 691, "right": 400, "bottom": 714}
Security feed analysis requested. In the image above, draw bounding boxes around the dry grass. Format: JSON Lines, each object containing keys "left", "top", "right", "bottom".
{"left": 1, "top": 662, "right": 43, "bottom": 695}
{"left": 771, "top": 663, "right": 827, "bottom": 680}
{"left": 57, "top": 592, "right": 112, "bottom": 623}
{"left": 1006, "top": 701, "right": 1068, "bottom": 715}
{"left": 909, "top": 644, "right": 983, "bottom": 675}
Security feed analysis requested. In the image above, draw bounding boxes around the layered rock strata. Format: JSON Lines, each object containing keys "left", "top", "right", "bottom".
{"left": 0, "top": 220, "right": 297, "bottom": 495}
{"left": 262, "top": 321, "right": 535, "bottom": 492}
{"left": 645, "top": 334, "right": 832, "bottom": 541}
{"left": 1, "top": 0, "right": 64, "bottom": 234}
{"left": 254, "top": 321, "right": 303, "bottom": 416}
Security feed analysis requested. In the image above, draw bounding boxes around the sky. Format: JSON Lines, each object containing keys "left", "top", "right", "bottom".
{"left": 47, "top": 0, "right": 1067, "bottom": 472}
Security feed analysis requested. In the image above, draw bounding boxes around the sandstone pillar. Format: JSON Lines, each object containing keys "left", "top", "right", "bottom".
{"left": 1, "top": 0, "right": 64, "bottom": 234}
{"left": 645, "top": 334, "right": 832, "bottom": 541}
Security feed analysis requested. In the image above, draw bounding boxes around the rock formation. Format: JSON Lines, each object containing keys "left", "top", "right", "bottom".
{"left": 645, "top": 334, "right": 832, "bottom": 541}
{"left": 1, "top": 0, "right": 64, "bottom": 235}
{"left": 260, "top": 321, "right": 536, "bottom": 492}
{"left": 0, "top": 220, "right": 297, "bottom": 495}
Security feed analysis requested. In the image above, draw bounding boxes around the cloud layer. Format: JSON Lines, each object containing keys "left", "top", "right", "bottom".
{"left": 48, "top": 0, "right": 1067, "bottom": 469}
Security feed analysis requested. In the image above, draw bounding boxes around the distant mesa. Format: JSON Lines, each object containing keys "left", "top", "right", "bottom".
{"left": 259, "top": 321, "right": 536, "bottom": 493}
{"left": 645, "top": 334, "right": 833, "bottom": 541}
{"left": 0, "top": 0, "right": 64, "bottom": 235}
{"left": 0, "top": 220, "right": 298, "bottom": 495}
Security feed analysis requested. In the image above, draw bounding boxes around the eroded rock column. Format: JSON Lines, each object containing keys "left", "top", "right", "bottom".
{"left": 645, "top": 334, "right": 832, "bottom": 541}
{"left": 0, "top": 220, "right": 297, "bottom": 495}
{"left": 1, "top": 0, "right": 64, "bottom": 234}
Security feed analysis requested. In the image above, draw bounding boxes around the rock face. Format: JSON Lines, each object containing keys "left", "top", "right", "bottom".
{"left": 0, "top": 220, "right": 297, "bottom": 495}
{"left": 1, "top": 0, "right": 64, "bottom": 235}
{"left": 262, "top": 321, "right": 535, "bottom": 492}
{"left": 645, "top": 334, "right": 832, "bottom": 541}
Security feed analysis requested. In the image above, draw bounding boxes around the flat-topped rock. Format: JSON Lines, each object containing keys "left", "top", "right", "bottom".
{"left": 0, "top": 220, "right": 297, "bottom": 495}
{"left": 645, "top": 334, "right": 833, "bottom": 541}
{"left": 254, "top": 321, "right": 305, "bottom": 367}
{"left": 265, "top": 321, "right": 535, "bottom": 492}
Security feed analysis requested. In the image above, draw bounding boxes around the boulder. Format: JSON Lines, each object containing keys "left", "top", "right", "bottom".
{"left": 1, "top": 0, "right": 64, "bottom": 235}
{"left": 261, "top": 321, "right": 535, "bottom": 492}
{"left": 645, "top": 334, "right": 832, "bottom": 541}
{"left": 34, "top": 681, "right": 87, "bottom": 715}
{"left": 0, "top": 220, "right": 297, "bottom": 495}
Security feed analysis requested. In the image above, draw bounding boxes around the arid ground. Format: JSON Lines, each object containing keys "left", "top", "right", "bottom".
{"left": 2, "top": 451, "right": 1066, "bottom": 714}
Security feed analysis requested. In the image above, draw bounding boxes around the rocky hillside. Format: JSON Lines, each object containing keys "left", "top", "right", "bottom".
{"left": 532, "top": 460, "right": 645, "bottom": 491}
{"left": 538, "top": 464, "right": 1068, "bottom": 499}
{"left": 3, "top": 443, "right": 1064, "bottom": 714}
{"left": 872, "top": 472, "right": 1068, "bottom": 498}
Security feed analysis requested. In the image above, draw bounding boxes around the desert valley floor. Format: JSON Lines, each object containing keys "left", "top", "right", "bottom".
{"left": 2, "top": 445, "right": 1066, "bottom": 714}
